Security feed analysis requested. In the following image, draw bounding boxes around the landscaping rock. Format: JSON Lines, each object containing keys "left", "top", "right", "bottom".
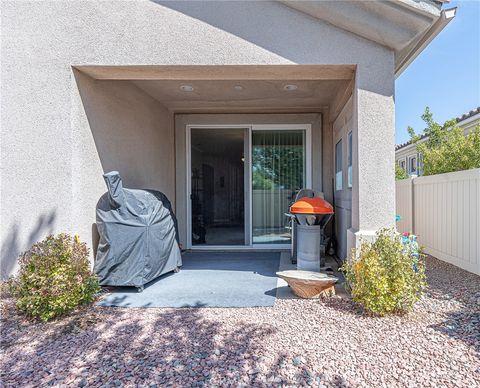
{"left": 292, "top": 356, "right": 304, "bottom": 366}
{"left": 0, "top": 256, "right": 479, "bottom": 387}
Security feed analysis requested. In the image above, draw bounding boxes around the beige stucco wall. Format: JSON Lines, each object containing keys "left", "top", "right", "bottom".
{"left": 71, "top": 72, "right": 175, "bottom": 258}
{"left": 348, "top": 69, "right": 396, "bottom": 249}
{"left": 1, "top": 70, "right": 175, "bottom": 276}
{"left": 1, "top": 0, "right": 395, "bottom": 276}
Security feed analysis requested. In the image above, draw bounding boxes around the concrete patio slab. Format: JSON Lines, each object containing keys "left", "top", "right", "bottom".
{"left": 97, "top": 251, "right": 280, "bottom": 308}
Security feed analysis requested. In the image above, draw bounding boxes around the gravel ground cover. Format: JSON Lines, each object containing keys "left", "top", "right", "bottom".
{"left": 1, "top": 256, "right": 479, "bottom": 387}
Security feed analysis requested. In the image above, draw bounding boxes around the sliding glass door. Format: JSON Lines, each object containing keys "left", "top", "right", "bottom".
{"left": 188, "top": 125, "right": 309, "bottom": 248}
{"left": 251, "top": 128, "right": 308, "bottom": 245}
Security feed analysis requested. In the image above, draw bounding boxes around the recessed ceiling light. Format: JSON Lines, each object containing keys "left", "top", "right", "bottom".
{"left": 283, "top": 84, "right": 298, "bottom": 91}
{"left": 180, "top": 85, "right": 194, "bottom": 92}
{"left": 234, "top": 85, "right": 244, "bottom": 91}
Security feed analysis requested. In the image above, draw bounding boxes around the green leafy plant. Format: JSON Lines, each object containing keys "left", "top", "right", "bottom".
{"left": 341, "top": 228, "right": 426, "bottom": 316}
{"left": 408, "top": 107, "right": 480, "bottom": 176}
{"left": 9, "top": 234, "right": 101, "bottom": 321}
{"left": 395, "top": 164, "right": 408, "bottom": 180}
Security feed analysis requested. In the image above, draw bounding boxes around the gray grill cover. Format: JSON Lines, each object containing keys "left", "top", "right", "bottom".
{"left": 94, "top": 171, "right": 182, "bottom": 287}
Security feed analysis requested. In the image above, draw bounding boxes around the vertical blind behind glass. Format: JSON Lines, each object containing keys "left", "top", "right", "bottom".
{"left": 252, "top": 130, "right": 305, "bottom": 244}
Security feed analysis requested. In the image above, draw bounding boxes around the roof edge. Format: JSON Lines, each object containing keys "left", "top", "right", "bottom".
{"left": 395, "top": 7, "right": 456, "bottom": 77}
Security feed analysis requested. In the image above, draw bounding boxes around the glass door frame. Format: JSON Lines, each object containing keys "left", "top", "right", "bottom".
{"left": 186, "top": 124, "right": 312, "bottom": 250}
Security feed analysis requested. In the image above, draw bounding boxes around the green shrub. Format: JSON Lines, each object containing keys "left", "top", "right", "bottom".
{"left": 341, "top": 228, "right": 426, "bottom": 316}
{"left": 10, "top": 234, "right": 101, "bottom": 321}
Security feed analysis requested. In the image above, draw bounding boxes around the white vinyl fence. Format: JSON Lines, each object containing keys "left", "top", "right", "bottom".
{"left": 396, "top": 168, "right": 480, "bottom": 275}
{"left": 252, "top": 189, "right": 292, "bottom": 228}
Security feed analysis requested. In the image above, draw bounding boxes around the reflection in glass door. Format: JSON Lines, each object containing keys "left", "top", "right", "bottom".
{"left": 190, "top": 128, "right": 246, "bottom": 246}
{"left": 251, "top": 129, "right": 307, "bottom": 245}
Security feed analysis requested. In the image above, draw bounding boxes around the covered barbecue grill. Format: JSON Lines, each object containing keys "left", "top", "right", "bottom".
{"left": 94, "top": 171, "right": 182, "bottom": 291}
{"left": 289, "top": 191, "right": 333, "bottom": 272}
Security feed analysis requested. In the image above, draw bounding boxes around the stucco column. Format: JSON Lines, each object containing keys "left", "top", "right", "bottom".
{"left": 347, "top": 65, "right": 396, "bottom": 256}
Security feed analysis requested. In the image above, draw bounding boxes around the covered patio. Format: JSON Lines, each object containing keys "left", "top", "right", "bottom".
{"left": 73, "top": 64, "right": 386, "bottom": 261}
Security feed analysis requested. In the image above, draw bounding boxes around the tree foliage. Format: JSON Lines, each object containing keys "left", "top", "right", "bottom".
{"left": 408, "top": 107, "right": 480, "bottom": 176}
{"left": 252, "top": 145, "right": 304, "bottom": 190}
{"left": 395, "top": 164, "right": 408, "bottom": 180}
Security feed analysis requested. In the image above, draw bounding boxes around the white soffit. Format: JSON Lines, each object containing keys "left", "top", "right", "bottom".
{"left": 280, "top": 0, "right": 456, "bottom": 77}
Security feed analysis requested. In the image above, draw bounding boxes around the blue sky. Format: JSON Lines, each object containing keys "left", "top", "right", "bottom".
{"left": 395, "top": 0, "right": 480, "bottom": 145}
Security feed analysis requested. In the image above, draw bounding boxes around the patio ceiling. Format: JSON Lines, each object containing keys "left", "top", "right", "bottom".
{"left": 75, "top": 65, "right": 354, "bottom": 115}
{"left": 131, "top": 79, "right": 350, "bottom": 113}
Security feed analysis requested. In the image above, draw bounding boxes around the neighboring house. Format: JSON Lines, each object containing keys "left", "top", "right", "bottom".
{"left": 395, "top": 107, "right": 480, "bottom": 176}
{"left": 0, "top": 1, "right": 455, "bottom": 277}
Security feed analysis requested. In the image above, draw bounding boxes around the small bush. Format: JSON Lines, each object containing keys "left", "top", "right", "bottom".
{"left": 341, "top": 228, "right": 426, "bottom": 316}
{"left": 10, "top": 234, "right": 101, "bottom": 321}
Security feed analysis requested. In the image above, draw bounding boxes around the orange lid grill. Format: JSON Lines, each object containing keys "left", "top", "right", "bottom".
{"left": 290, "top": 197, "right": 334, "bottom": 215}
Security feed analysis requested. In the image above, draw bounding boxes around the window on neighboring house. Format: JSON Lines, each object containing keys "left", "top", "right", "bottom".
{"left": 335, "top": 139, "right": 343, "bottom": 191}
{"left": 409, "top": 156, "right": 417, "bottom": 175}
{"left": 399, "top": 159, "right": 406, "bottom": 172}
{"left": 347, "top": 131, "right": 352, "bottom": 188}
